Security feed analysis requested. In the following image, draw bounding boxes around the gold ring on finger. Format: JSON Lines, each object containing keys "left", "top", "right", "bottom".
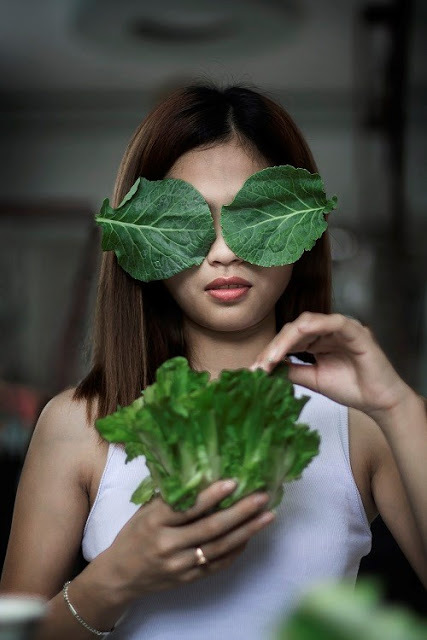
{"left": 195, "top": 546, "right": 208, "bottom": 566}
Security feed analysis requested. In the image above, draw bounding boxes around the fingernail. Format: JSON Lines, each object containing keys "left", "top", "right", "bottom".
{"left": 266, "top": 348, "right": 281, "bottom": 363}
{"left": 222, "top": 479, "right": 237, "bottom": 491}
{"left": 258, "top": 512, "right": 275, "bottom": 524}
{"left": 253, "top": 493, "right": 269, "bottom": 506}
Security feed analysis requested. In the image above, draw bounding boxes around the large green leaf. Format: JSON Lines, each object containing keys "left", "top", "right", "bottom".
{"left": 95, "top": 177, "right": 216, "bottom": 281}
{"left": 221, "top": 165, "right": 337, "bottom": 266}
{"left": 95, "top": 166, "right": 337, "bottom": 282}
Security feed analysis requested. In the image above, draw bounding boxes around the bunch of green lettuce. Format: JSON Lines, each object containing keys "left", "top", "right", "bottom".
{"left": 96, "top": 357, "right": 319, "bottom": 511}
{"left": 276, "top": 580, "right": 427, "bottom": 640}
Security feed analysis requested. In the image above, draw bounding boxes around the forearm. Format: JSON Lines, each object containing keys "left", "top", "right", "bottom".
{"left": 35, "top": 554, "right": 133, "bottom": 639}
{"left": 371, "top": 388, "right": 427, "bottom": 555}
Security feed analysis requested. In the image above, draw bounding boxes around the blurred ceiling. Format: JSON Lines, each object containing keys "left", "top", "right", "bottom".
{"left": 2, "top": 0, "right": 419, "bottom": 93}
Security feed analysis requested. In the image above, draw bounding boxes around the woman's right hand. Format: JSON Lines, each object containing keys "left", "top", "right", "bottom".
{"left": 102, "top": 480, "right": 274, "bottom": 599}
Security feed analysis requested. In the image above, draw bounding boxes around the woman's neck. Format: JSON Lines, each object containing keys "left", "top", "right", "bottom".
{"left": 184, "top": 314, "right": 277, "bottom": 380}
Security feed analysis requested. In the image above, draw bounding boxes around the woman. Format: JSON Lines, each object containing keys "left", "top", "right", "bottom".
{"left": 1, "top": 84, "right": 426, "bottom": 639}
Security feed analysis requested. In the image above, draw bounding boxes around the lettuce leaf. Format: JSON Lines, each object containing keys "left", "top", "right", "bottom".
{"left": 95, "top": 357, "right": 319, "bottom": 511}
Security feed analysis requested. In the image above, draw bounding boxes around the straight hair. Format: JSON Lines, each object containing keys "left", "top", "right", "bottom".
{"left": 74, "top": 83, "right": 332, "bottom": 421}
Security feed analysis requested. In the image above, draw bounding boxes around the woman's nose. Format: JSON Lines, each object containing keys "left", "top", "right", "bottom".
{"left": 206, "top": 227, "right": 243, "bottom": 266}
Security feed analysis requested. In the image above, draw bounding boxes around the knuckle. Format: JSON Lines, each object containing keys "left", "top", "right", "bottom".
{"left": 328, "top": 313, "right": 345, "bottom": 330}
{"left": 171, "top": 509, "right": 189, "bottom": 525}
{"left": 204, "top": 518, "right": 221, "bottom": 539}
{"left": 299, "top": 311, "right": 312, "bottom": 323}
{"left": 212, "top": 538, "right": 228, "bottom": 557}
{"left": 363, "top": 323, "right": 373, "bottom": 336}
{"left": 364, "top": 325, "right": 376, "bottom": 341}
{"left": 183, "top": 490, "right": 213, "bottom": 519}
{"left": 144, "top": 509, "right": 160, "bottom": 532}
{"left": 156, "top": 534, "right": 175, "bottom": 558}
{"left": 166, "top": 555, "right": 184, "bottom": 575}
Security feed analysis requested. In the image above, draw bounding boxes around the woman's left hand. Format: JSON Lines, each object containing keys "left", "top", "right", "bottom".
{"left": 251, "top": 312, "right": 413, "bottom": 420}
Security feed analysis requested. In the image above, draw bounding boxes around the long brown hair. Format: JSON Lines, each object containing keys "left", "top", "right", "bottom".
{"left": 73, "top": 83, "right": 331, "bottom": 421}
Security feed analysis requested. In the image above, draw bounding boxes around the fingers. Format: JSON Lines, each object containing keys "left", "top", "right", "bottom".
{"left": 151, "top": 490, "right": 271, "bottom": 565}
{"left": 172, "top": 545, "right": 244, "bottom": 585}
{"left": 177, "top": 491, "right": 271, "bottom": 549}
{"left": 196, "top": 509, "right": 274, "bottom": 560}
{"left": 251, "top": 312, "right": 368, "bottom": 373}
{"left": 284, "top": 360, "right": 319, "bottom": 390}
{"left": 165, "top": 509, "right": 274, "bottom": 585}
{"left": 155, "top": 479, "right": 238, "bottom": 527}
{"left": 124, "top": 484, "right": 274, "bottom": 595}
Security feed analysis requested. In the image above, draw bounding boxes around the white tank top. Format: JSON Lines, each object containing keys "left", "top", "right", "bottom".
{"left": 82, "top": 384, "right": 372, "bottom": 639}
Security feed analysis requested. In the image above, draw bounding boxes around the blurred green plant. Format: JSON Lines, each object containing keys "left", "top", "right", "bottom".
{"left": 276, "top": 580, "right": 426, "bottom": 640}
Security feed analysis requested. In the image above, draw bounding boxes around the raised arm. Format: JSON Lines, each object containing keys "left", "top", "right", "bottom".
{"left": 251, "top": 312, "right": 427, "bottom": 572}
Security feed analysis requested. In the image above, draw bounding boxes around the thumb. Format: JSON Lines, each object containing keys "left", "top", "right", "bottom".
{"left": 286, "top": 362, "right": 319, "bottom": 393}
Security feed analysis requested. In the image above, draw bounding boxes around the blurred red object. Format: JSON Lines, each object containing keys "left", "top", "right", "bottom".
{"left": 0, "top": 381, "right": 43, "bottom": 430}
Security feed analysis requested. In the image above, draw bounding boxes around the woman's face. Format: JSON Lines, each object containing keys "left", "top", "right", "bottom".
{"left": 163, "top": 139, "right": 293, "bottom": 334}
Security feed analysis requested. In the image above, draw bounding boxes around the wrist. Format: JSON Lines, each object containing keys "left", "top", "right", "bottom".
{"left": 369, "top": 384, "right": 425, "bottom": 432}
{"left": 67, "top": 555, "right": 134, "bottom": 632}
{"left": 63, "top": 581, "right": 114, "bottom": 636}
{"left": 93, "top": 545, "right": 149, "bottom": 607}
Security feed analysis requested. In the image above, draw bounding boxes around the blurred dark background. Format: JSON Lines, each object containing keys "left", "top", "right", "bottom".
{"left": 0, "top": 0, "right": 425, "bottom": 613}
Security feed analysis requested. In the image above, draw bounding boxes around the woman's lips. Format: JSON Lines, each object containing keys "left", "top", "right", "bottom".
{"left": 206, "top": 286, "right": 251, "bottom": 302}
{"left": 205, "top": 276, "right": 252, "bottom": 302}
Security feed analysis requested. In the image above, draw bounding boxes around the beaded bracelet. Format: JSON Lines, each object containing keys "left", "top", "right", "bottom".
{"left": 63, "top": 581, "right": 115, "bottom": 636}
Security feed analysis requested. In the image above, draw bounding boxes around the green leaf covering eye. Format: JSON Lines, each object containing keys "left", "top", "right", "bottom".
{"left": 221, "top": 165, "right": 337, "bottom": 266}
{"left": 95, "top": 177, "right": 216, "bottom": 282}
{"left": 95, "top": 165, "right": 337, "bottom": 281}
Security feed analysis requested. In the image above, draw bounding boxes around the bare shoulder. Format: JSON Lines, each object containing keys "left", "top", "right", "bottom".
{"left": 37, "top": 387, "right": 96, "bottom": 439}
{"left": 31, "top": 387, "right": 108, "bottom": 494}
